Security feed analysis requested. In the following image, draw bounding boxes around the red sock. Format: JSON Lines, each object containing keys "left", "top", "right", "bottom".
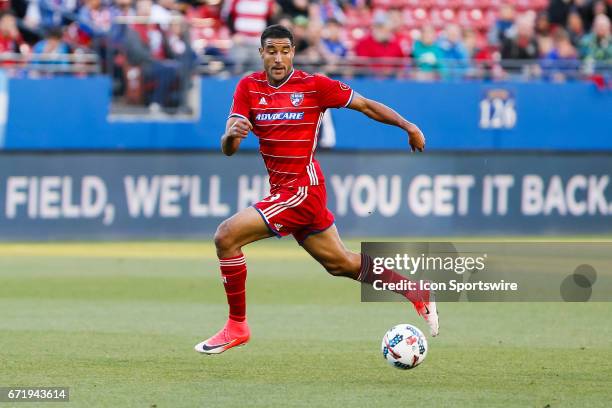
{"left": 219, "top": 254, "right": 247, "bottom": 322}
{"left": 357, "top": 253, "right": 429, "bottom": 305}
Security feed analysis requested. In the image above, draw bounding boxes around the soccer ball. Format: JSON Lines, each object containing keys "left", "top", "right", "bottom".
{"left": 381, "top": 324, "right": 428, "bottom": 370}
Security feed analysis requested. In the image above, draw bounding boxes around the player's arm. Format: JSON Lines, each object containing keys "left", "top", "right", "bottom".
{"left": 221, "top": 116, "right": 253, "bottom": 156}
{"left": 347, "top": 93, "right": 426, "bottom": 152}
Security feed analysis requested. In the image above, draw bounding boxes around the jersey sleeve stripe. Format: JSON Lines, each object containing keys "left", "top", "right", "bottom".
{"left": 343, "top": 89, "right": 355, "bottom": 108}
{"left": 228, "top": 113, "right": 249, "bottom": 120}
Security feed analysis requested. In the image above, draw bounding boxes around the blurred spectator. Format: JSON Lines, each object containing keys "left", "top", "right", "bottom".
{"left": 150, "top": 0, "right": 176, "bottom": 27}
{"left": 387, "top": 8, "right": 410, "bottom": 56}
{"left": 276, "top": 14, "right": 293, "bottom": 29}
{"left": 120, "top": 0, "right": 184, "bottom": 111}
{"left": 580, "top": 14, "right": 612, "bottom": 61}
{"left": 535, "top": 12, "right": 551, "bottom": 36}
{"left": 463, "top": 27, "right": 478, "bottom": 59}
{"left": 0, "top": 0, "right": 608, "bottom": 82}
{"left": 300, "top": 19, "right": 326, "bottom": 68}
{"left": 501, "top": 14, "right": 539, "bottom": 61}
{"left": 292, "top": 15, "right": 311, "bottom": 54}
{"left": 412, "top": 25, "right": 444, "bottom": 76}
{"left": 167, "top": 16, "right": 195, "bottom": 62}
{"left": 313, "top": 0, "right": 345, "bottom": 25}
{"left": 0, "top": 11, "right": 27, "bottom": 54}
{"left": 489, "top": 4, "right": 515, "bottom": 47}
{"left": 547, "top": 0, "right": 572, "bottom": 27}
{"left": 277, "top": 0, "right": 309, "bottom": 19}
{"left": 32, "top": 26, "right": 70, "bottom": 67}
{"left": 224, "top": 0, "right": 275, "bottom": 73}
{"left": 540, "top": 28, "right": 580, "bottom": 80}
{"left": 567, "top": 10, "right": 585, "bottom": 47}
{"left": 318, "top": 17, "right": 347, "bottom": 74}
{"left": 166, "top": 15, "right": 196, "bottom": 110}
{"left": 187, "top": 0, "right": 222, "bottom": 27}
{"left": 578, "top": 0, "right": 612, "bottom": 32}
{"left": 79, "top": 0, "right": 113, "bottom": 35}
{"left": 438, "top": 24, "right": 469, "bottom": 75}
{"left": 132, "top": 0, "right": 166, "bottom": 59}
{"left": 354, "top": 11, "right": 404, "bottom": 75}
{"left": 24, "top": 0, "right": 78, "bottom": 32}
{"left": 112, "top": 0, "right": 136, "bottom": 17}
{"left": 321, "top": 18, "right": 347, "bottom": 59}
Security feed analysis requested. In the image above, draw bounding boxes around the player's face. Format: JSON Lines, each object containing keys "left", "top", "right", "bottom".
{"left": 260, "top": 38, "right": 295, "bottom": 85}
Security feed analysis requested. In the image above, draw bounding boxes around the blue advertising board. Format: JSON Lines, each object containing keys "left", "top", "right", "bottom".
{"left": 0, "top": 152, "right": 610, "bottom": 240}
{"left": 2, "top": 76, "right": 611, "bottom": 150}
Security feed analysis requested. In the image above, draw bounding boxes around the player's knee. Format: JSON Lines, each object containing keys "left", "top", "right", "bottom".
{"left": 214, "top": 220, "right": 236, "bottom": 253}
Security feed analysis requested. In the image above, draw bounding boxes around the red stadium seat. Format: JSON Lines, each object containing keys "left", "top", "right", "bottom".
{"left": 441, "top": 8, "right": 457, "bottom": 23}
{"left": 412, "top": 8, "right": 430, "bottom": 28}
{"left": 431, "top": 0, "right": 451, "bottom": 8}
{"left": 402, "top": 8, "right": 417, "bottom": 28}
{"left": 344, "top": 8, "right": 373, "bottom": 28}
{"left": 404, "top": 0, "right": 432, "bottom": 10}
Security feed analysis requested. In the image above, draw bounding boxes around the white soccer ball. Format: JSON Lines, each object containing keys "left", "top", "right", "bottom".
{"left": 381, "top": 324, "right": 428, "bottom": 370}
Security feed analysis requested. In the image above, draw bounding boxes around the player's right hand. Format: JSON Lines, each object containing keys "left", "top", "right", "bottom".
{"left": 228, "top": 118, "right": 253, "bottom": 139}
{"left": 406, "top": 123, "right": 426, "bottom": 152}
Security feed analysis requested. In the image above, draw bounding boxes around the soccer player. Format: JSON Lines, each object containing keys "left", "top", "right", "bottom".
{"left": 195, "top": 25, "right": 438, "bottom": 355}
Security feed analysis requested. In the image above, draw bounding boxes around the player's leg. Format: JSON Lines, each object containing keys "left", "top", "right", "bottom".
{"left": 195, "top": 207, "right": 274, "bottom": 354}
{"left": 214, "top": 206, "right": 275, "bottom": 258}
{"left": 300, "top": 225, "right": 439, "bottom": 336}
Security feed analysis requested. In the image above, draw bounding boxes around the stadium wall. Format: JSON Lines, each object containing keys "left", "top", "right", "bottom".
{"left": 1, "top": 76, "right": 611, "bottom": 150}
{"left": 1, "top": 152, "right": 611, "bottom": 240}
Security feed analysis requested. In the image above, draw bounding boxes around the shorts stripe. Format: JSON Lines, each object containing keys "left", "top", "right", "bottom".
{"left": 265, "top": 187, "right": 309, "bottom": 219}
{"left": 262, "top": 187, "right": 305, "bottom": 218}
{"left": 262, "top": 187, "right": 308, "bottom": 219}
{"left": 261, "top": 187, "right": 303, "bottom": 217}
{"left": 306, "top": 163, "right": 314, "bottom": 184}
{"left": 306, "top": 162, "right": 318, "bottom": 185}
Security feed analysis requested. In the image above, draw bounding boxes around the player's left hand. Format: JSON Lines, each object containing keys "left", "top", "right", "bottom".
{"left": 406, "top": 124, "right": 425, "bottom": 152}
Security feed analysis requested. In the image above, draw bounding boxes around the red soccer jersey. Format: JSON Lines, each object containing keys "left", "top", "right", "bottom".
{"left": 229, "top": 69, "right": 354, "bottom": 188}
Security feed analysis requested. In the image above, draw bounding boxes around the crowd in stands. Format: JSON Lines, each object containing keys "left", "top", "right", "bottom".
{"left": 0, "top": 0, "right": 610, "bottom": 102}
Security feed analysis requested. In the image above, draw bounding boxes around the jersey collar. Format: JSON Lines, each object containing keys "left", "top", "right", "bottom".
{"left": 266, "top": 69, "right": 295, "bottom": 89}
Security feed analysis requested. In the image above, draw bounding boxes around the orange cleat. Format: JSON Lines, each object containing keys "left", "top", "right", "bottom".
{"left": 194, "top": 319, "right": 250, "bottom": 355}
{"left": 414, "top": 293, "right": 439, "bottom": 337}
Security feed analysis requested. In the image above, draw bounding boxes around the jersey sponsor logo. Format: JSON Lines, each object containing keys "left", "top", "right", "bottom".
{"left": 259, "top": 97, "right": 268, "bottom": 105}
{"left": 339, "top": 82, "right": 350, "bottom": 90}
{"left": 274, "top": 223, "right": 283, "bottom": 231}
{"left": 290, "top": 92, "right": 304, "bottom": 106}
{"left": 255, "top": 112, "right": 304, "bottom": 121}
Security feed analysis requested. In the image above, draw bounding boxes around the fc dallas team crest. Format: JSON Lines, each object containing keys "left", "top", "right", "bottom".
{"left": 290, "top": 92, "right": 304, "bottom": 106}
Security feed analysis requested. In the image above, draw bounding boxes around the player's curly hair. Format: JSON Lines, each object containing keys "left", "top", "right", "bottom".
{"left": 261, "top": 24, "right": 294, "bottom": 48}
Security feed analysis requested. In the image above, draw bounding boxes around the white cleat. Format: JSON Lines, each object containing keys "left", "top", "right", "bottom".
{"left": 415, "top": 293, "right": 439, "bottom": 337}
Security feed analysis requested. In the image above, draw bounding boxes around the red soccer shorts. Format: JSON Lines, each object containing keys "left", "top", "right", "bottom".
{"left": 253, "top": 184, "right": 335, "bottom": 244}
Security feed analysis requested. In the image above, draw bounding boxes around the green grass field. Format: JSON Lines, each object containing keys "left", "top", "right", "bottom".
{"left": 1, "top": 239, "right": 612, "bottom": 408}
